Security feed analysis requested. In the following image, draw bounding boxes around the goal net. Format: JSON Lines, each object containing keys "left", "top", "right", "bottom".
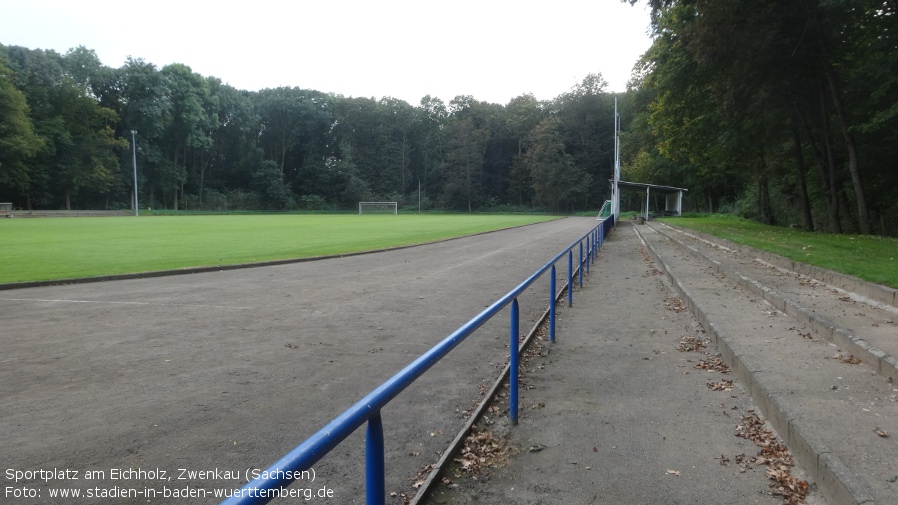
{"left": 596, "top": 200, "right": 612, "bottom": 220}
{"left": 358, "top": 202, "right": 398, "bottom": 215}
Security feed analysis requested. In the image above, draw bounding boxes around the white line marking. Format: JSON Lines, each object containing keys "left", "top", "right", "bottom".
{"left": 0, "top": 298, "right": 251, "bottom": 310}
{"left": 424, "top": 218, "right": 590, "bottom": 279}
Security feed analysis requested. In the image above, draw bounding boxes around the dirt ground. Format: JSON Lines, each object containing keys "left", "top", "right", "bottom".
{"left": 424, "top": 224, "right": 804, "bottom": 505}
{"left": 0, "top": 217, "right": 599, "bottom": 504}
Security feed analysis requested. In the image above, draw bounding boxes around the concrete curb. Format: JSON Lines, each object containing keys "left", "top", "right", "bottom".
{"left": 634, "top": 224, "right": 872, "bottom": 505}
{"left": 649, "top": 222, "right": 897, "bottom": 384}
{"left": 1, "top": 251, "right": 386, "bottom": 291}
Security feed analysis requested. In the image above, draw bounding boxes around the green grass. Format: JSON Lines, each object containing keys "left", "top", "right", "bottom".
{"left": 662, "top": 214, "right": 898, "bottom": 289}
{"left": 0, "top": 214, "right": 560, "bottom": 284}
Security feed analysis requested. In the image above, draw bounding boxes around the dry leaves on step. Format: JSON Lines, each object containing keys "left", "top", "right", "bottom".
{"left": 677, "top": 336, "right": 705, "bottom": 352}
{"left": 695, "top": 356, "right": 731, "bottom": 373}
{"left": 707, "top": 379, "right": 734, "bottom": 391}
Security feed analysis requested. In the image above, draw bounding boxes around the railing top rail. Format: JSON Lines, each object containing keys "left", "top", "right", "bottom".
{"left": 221, "top": 216, "right": 613, "bottom": 504}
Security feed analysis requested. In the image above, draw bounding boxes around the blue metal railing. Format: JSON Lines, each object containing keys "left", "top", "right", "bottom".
{"left": 221, "top": 215, "right": 614, "bottom": 505}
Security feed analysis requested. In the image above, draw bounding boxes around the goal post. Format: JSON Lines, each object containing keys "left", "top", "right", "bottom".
{"left": 596, "top": 200, "right": 612, "bottom": 220}
{"left": 358, "top": 201, "right": 398, "bottom": 215}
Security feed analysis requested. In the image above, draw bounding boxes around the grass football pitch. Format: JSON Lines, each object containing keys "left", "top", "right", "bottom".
{"left": 0, "top": 214, "right": 561, "bottom": 284}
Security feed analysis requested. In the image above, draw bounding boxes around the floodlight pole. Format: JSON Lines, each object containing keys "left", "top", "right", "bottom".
{"left": 612, "top": 98, "right": 620, "bottom": 223}
{"left": 131, "top": 130, "right": 139, "bottom": 217}
{"left": 416, "top": 176, "right": 421, "bottom": 214}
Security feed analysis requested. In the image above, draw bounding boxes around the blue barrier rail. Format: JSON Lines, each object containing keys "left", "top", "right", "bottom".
{"left": 221, "top": 215, "right": 615, "bottom": 505}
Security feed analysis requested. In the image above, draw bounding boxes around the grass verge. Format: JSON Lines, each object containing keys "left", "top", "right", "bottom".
{"left": 1, "top": 214, "right": 560, "bottom": 284}
{"left": 661, "top": 214, "right": 898, "bottom": 289}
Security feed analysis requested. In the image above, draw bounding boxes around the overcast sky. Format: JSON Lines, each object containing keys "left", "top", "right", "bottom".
{"left": 1, "top": 0, "right": 653, "bottom": 106}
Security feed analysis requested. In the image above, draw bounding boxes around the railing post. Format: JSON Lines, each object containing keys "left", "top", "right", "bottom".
{"left": 549, "top": 265, "right": 556, "bottom": 343}
{"left": 595, "top": 228, "right": 599, "bottom": 260}
{"left": 365, "top": 412, "right": 385, "bottom": 505}
{"left": 595, "top": 227, "right": 600, "bottom": 260}
{"left": 578, "top": 241, "right": 583, "bottom": 288}
{"left": 586, "top": 236, "right": 590, "bottom": 275}
{"left": 509, "top": 298, "right": 520, "bottom": 425}
{"left": 567, "top": 250, "right": 573, "bottom": 307}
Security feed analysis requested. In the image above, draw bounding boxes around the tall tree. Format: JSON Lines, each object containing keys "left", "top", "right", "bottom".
{"left": 443, "top": 116, "right": 489, "bottom": 212}
{"left": 554, "top": 74, "right": 616, "bottom": 209}
{"left": 416, "top": 95, "right": 449, "bottom": 207}
{"left": 121, "top": 57, "right": 171, "bottom": 209}
{"left": 628, "top": 0, "right": 895, "bottom": 233}
{"left": 51, "top": 81, "right": 128, "bottom": 209}
{"left": 505, "top": 94, "right": 545, "bottom": 207}
{"left": 526, "top": 116, "right": 591, "bottom": 212}
{"left": 0, "top": 50, "right": 43, "bottom": 203}
{"left": 159, "top": 63, "right": 218, "bottom": 210}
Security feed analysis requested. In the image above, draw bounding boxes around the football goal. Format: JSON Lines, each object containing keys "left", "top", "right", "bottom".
{"left": 358, "top": 202, "right": 398, "bottom": 215}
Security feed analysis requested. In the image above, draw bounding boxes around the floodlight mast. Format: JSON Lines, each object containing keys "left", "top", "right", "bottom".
{"left": 131, "top": 130, "right": 139, "bottom": 217}
{"left": 612, "top": 98, "right": 621, "bottom": 222}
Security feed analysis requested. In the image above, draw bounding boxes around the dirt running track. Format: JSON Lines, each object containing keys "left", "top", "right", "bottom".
{"left": 0, "top": 217, "right": 599, "bottom": 504}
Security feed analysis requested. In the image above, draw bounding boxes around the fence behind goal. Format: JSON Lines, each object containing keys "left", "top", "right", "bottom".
{"left": 358, "top": 202, "right": 398, "bottom": 214}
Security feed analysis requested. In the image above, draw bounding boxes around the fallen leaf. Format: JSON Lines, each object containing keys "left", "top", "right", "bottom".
{"left": 695, "top": 357, "right": 731, "bottom": 373}
{"left": 666, "top": 469, "right": 680, "bottom": 477}
{"left": 836, "top": 354, "right": 862, "bottom": 364}
{"left": 707, "top": 379, "right": 735, "bottom": 391}
{"left": 677, "top": 336, "right": 705, "bottom": 352}
{"left": 736, "top": 411, "right": 808, "bottom": 504}
{"left": 874, "top": 428, "right": 889, "bottom": 438}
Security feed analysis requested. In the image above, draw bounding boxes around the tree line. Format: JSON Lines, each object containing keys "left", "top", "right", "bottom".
{"left": 3, "top": 0, "right": 896, "bottom": 238}
{"left": 622, "top": 0, "right": 898, "bottom": 236}
{"left": 0, "top": 44, "right": 619, "bottom": 214}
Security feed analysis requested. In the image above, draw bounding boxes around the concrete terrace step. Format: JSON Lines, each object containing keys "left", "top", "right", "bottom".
{"left": 636, "top": 222, "right": 898, "bottom": 505}
{"left": 648, "top": 221, "right": 898, "bottom": 384}
{"left": 652, "top": 223, "right": 898, "bottom": 310}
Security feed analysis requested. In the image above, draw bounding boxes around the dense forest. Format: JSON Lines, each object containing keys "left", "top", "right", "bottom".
{"left": 0, "top": 44, "right": 619, "bottom": 215}
{"left": 623, "top": 0, "right": 898, "bottom": 236}
{"left": 1, "top": 0, "right": 896, "bottom": 236}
